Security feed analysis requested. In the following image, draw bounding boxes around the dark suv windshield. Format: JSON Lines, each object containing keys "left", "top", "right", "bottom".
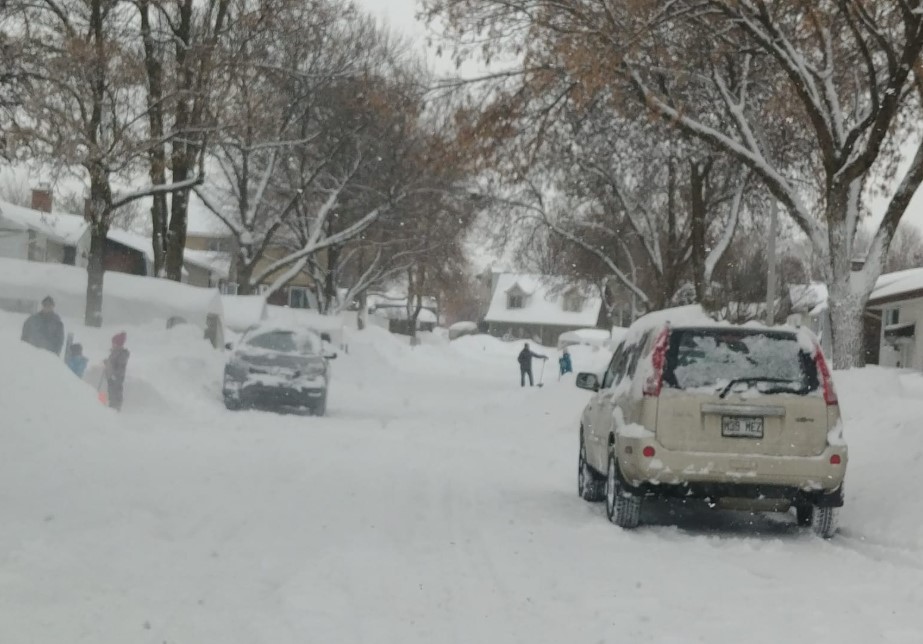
{"left": 246, "top": 330, "right": 318, "bottom": 354}
{"left": 663, "top": 328, "right": 819, "bottom": 394}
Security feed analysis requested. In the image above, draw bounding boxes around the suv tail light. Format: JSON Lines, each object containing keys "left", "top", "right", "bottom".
{"left": 814, "top": 343, "right": 838, "bottom": 406}
{"left": 643, "top": 328, "right": 670, "bottom": 397}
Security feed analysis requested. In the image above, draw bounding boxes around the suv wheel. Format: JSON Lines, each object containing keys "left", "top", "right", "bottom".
{"left": 605, "top": 449, "right": 641, "bottom": 528}
{"left": 578, "top": 435, "right": 605, "bottom": 502}
{"left": 224, "top": 395, "right": 241, "bottom": 411}
{"left": 811, "top": 506, "right": 839, "bottom": 539}
{"left": 313, "top": 394, "right": 327, "bottom": 417}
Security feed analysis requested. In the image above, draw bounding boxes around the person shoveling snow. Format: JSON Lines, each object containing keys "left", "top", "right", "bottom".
{"left": 517, "top": 343, "right": 547, "bottom": 387}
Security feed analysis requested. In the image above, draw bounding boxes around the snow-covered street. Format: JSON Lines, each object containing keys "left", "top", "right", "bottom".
{"left": 3, "top": 315, "right": 923, "bottom": 643}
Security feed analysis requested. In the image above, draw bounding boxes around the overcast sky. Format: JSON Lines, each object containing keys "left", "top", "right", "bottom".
{"left": 356, "top": 0, "right": 423, "bottom": 36}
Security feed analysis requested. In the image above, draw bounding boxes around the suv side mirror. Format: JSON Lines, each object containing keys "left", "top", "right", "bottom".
{"left": 576, "top": 372, "right": 600, "bottom": 392}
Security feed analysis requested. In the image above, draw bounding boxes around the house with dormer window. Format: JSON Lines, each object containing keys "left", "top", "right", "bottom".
{"left": 482, "top": 272, "right": 606, "bottom": 346}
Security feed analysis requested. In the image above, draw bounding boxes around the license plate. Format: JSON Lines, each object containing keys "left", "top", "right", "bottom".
{"left": 722, "top": 416, "right": 764, "bottom": 438}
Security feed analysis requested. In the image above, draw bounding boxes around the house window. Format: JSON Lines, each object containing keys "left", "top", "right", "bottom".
{"left": 289, "top": 286, "right": 311, "bottom": 309}
{"left": 507, "top": 294, "right": 524, "bottom": 309}
{"left": 563, "top": 295, "right": 583, "bottom": 312}
{"left": 886, "top": 308, "right": 900, "bottom": 326}
{"left": 220, "top": 282, "right": 238, "bottom": 296}
{"left": 207, "top": 238, "right": 231, "bottom": 253}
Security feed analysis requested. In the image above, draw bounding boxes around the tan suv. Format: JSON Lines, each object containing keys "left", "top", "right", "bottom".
{"left": 575, "top": 306, "right": 847, "bottom": 538}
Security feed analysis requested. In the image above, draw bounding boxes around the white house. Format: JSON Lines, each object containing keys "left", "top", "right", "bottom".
{"left": 866, "top": 267, "right": 923, "bottom": 369}
{"left": 482, "top": 272, "right": 605, "bottom": 346}
{"left": 0, "top": 195, "right": 91, "bottom": 267}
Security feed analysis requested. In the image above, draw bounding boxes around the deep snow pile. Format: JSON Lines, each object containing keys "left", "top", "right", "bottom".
{"left": 834, "top": 367, "right": 923, "bottom": 549}
{"left": 3, "top": 309, "right": 923, "bottom": 643}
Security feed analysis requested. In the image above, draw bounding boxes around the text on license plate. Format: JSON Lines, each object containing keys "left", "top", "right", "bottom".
{"left": 721, "top": 416, "right": 764, "bottom": 438}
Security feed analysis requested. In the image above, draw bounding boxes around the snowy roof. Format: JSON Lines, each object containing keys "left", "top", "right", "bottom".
{"left": 373, "top": 306, "right": 438, "bottom": 323}
{"left": 368, "top": 293, "right": 438, "bottom": 311}
{"left": 184, "top": 249, "right": 231, "bottom": 278}
{"left": 106, "top": 228, "right": 155, "bottom": 260}
{"left": 107, "top": 229, "right": 228, "bottom": 278}
{"left": 0, "top": 200, "right": 89, "bottom": 245}
{"left": 558, "top": 328, "right": 611, "bottom": 342}
{"left": 484, "top": 273, "right": 601, "bottom": 328}
{"left": 869, "top": 267, "right": 923, "bottom": 305}
{"left": 0, "top": 257, "right": 222, "bottom": 327}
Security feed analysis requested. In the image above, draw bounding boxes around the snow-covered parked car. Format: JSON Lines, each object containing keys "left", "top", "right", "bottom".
{"left": 222, "top": 324, "right": 336, "bottom": 415}
{"left": 575, "top": 305, "right": 848, "bottom": 538}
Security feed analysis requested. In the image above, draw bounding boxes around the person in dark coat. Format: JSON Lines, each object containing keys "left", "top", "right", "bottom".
{"left": 559, "top": 348, "right": 573, "bottom": 376}
{"left": 21, "top": 295, "right": 65, "bottom": 355}
{"left": 105, "top": 332, "right": 130, "bottom": 411}
{"left": 517, "top": 342, "right": 548, "bottom": 387}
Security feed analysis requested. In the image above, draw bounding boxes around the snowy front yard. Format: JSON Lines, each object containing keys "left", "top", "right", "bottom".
{"left": 2, "top": 314, "right": 922, "bottom": 643}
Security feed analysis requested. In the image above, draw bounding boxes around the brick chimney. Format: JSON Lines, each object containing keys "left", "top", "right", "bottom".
{"left": 31, "top": 184, "right": 52, "bottom": 213}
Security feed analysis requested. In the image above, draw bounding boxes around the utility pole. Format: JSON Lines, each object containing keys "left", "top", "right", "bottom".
{"left": 765, "top": 198, "right": 779, "bottom": 324}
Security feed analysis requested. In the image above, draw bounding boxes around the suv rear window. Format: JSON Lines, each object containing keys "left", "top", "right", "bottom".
{"left": 662, "top": 328, "right": 818, "bottom": 395}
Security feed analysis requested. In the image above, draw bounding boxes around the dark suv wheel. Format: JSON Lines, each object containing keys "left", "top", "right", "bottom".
{"left": 578, "top": 433, "right": 605, "bottom": 501}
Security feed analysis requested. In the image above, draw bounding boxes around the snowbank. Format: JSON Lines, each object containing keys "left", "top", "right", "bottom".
{"left": 0, "top": 257, "right": 223, "bottom": 330}
{"left": 557, "top": 327, "right": 610, "bottom": 349}
{"left": 221, "top": 295, "right": 267, "bottom": 333}
{"left": 448, "top": 320, "right": 478, "bottom": 339}
{"left": 265, "top": 306, "right": 351, "bottom": 347}
{"left": 834, "top": 367, "right": 923, "bottom": 548}
{"left": 4, "top": 298, "right": 923, "bottom": 644}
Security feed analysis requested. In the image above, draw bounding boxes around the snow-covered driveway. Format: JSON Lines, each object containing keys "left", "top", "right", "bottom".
{"left": 2, "top": 321, "right": 922, "bottom": 643}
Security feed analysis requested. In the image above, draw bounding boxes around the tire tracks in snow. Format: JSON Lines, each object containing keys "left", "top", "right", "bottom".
{"left": 834, "top": 529, "right": 923, "bottom": 572}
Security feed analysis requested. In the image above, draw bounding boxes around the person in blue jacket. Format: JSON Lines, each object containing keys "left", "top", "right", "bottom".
{"left": 559, "top": 347, "right": 573, "bottom": 376}
{"left": 65, "top": 343, "right": 88, "bottom": 378}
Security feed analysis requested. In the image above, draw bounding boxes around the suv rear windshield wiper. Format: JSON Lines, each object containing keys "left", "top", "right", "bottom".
{"left": 718, "top": 377, "right": 806, "bottom": 399}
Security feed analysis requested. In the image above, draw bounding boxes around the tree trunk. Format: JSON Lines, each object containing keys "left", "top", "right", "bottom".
{"left": 85, "top": 224, "right": 107, "bottom": 327}
{"left": 138, "top": 0, "right": 168, "bottom": 276}
{"left": 689, "top": 161, "right": 708, "bottom": 302}
{"left": 324, "top": 246, "right": 340, "bottom": 312}
{"left": 827, "top": 206, "right": 866, "bottom": 369}
{"left": 765, "top": 199, "right": 779, "bottom": 324}
{"left": 828, "top": 291, "right": 865, "bottom": 370}
{"left": 408, "top": 265, "right": 426, "bottom": 346}
{"left": 236, "top": 261, "right": 254, "bottom": 296}
{"left": 165, "top": 183, "right": 189, "bottom": 281}
{"left": 357, "top": 290, "right": 368, "bottom": 330}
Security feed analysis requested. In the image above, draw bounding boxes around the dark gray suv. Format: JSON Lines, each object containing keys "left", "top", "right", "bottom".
{"left": 222, "top": 324, "right": 336, "bottom": 415}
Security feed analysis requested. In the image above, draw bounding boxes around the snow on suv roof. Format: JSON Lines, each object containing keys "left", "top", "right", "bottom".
{"left": 621, "top": 304, "right": 804, "bottom": 346}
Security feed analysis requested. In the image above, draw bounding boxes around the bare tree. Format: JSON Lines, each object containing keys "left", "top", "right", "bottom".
{"left": 429, "top": 0, "right": 923, "bottom": 367}
{"left": 134, "top": 0, "right": 231, "bottom": 279}
{"left": 5, "top": 0, "right": 201, "bottom": 325}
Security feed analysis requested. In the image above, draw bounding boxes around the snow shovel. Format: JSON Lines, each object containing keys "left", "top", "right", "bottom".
{"left": 537, "top": 359, "right": 546, "bottom": 388}
{"left": 97, "top": 372, "right": 108, "bottom": 406}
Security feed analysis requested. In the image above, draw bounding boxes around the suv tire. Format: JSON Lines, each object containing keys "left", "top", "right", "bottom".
{"left": 795, "top": 504, "right": 813, "bottom": 527}
{"left": 811, "top": 505, "right": 839, "bottom": 539}
{"left": 224, "top": 395, "right": 241, "bottom": 411}
{"left": 578, "top": 435, "right": 605, "bottom": 502}
{"left": 313, "top": 394, "right": 327, "bottom": 417}
{"left": 606, "top": 449, "right": 641, "bottom": 528}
